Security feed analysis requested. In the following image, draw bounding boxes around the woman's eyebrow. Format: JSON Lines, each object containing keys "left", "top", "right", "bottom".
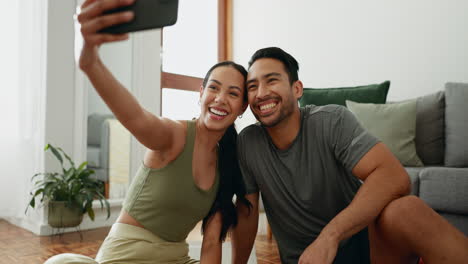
{"left": 208, "top": 79, "right": 222, "bottom": 85}
{"left": 229, "top": 86, "right": 241, "bottom": 91}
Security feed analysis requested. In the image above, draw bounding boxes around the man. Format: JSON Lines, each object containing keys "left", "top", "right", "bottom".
{"left": 231, "top": 47, "right": 468, "bottom": 264}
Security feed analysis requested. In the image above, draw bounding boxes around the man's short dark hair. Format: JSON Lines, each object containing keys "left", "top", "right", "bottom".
{"left": 248, "top": 47, "right": 299, "bottom": 85}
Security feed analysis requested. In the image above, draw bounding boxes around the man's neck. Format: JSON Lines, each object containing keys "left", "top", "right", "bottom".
{"left": 265, "top": 107, "right": 301, "bottom": 150}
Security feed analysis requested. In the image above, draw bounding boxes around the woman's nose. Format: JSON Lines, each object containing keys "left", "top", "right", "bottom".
{"left": 215, "top": 92, "right": 227, "bottom": 103}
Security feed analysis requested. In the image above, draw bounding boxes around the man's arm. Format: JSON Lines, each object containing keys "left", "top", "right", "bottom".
{"left": 299, "top": 142, "right": 410, "bottom": 263}
{"left": 231, "top": 193, "right": 259, "bottom": 264}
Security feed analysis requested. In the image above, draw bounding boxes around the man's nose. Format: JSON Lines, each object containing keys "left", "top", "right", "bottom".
{"left": 256, "top": 83, "right": 270, "bottom": 99}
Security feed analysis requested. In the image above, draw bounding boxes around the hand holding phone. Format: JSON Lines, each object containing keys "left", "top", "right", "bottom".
{"left": 99, "top": 0, "right": 179, "bottom": 34}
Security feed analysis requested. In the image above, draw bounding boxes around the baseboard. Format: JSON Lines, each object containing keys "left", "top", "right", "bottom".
{"left": 4, "top": 216, "right": 44, "bottom": 235}
{"left": 6, "top": 199, "right": 123, "bottom": 236}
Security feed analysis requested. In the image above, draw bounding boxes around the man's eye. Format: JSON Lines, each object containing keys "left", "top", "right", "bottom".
{"left": 248, "top": 85, "right": 257, "bottom": 90}
{"left": 230, "top": 92, "right": 239, "bottom": 97}
{"left": 268, "top": 78, "right": 277, "bottom": 83}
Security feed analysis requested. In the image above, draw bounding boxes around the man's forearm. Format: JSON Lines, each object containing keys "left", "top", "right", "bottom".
{"left": 319, "top": 164, "right": 410, "bottom": 244}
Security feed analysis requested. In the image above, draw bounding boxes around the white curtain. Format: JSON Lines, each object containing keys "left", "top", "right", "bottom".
{"left": 0, "top": 0, "right": 47, "bottom": 222}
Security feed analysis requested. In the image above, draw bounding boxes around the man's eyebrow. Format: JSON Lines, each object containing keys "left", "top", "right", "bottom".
{"left": 246, "top": 78, "right": 257, "bottom": 85}
{"left": 264, "top": 72, "right": 281, "bottom": 79}
{"left": 246, "top": 72, "right": 282, "bottom": 85}
{"left": 208, "top": 79, "right": 222, "bottom": 85}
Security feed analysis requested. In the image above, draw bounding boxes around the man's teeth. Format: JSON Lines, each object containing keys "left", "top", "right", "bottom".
{"left": 210, "top": 108, "right": 228, "bottom": 116}
{"left": 260, "top": 103, "right": 277, "bottom": 111}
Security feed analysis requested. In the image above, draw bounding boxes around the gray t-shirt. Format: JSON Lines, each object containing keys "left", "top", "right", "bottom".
{"left": 238, "top": 105, "right": 379, "bottom": 264}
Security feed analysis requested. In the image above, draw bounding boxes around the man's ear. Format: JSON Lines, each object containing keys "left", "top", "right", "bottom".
{"left": 293, "top": 80, "right": 303, "bottom": 100}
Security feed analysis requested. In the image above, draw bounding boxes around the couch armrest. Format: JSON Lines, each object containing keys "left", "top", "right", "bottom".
{"left": 100, "top": 119, "right": 112, "bottom": 171}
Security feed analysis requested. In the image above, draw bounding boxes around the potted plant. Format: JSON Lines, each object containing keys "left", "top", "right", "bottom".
{"left": 26, "top": 144, "right": 110, "bottom": 228}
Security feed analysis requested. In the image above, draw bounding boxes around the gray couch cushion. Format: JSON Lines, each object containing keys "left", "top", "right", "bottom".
{"left": 405, "top": 167, "right": 423, "bottom": 195}
{"left": 419, "top": 167, "right": 468, "bottom": 215}
{"left": 87, "top": 113, "right": 114, "bottom": 146}
{"left": 445, "top": 83, "right": 468, "bottom": 167}
{"left": 415, "top": 91, "right": 445, "bottom": 165}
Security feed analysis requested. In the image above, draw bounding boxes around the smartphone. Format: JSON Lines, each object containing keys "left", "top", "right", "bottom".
{"left": 99, "top": 0, "right": 179, "bottom": 34}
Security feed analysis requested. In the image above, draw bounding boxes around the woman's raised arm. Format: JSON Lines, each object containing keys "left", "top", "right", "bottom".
{"left": 77, "top": 0, "right": 182, "bottom": 152}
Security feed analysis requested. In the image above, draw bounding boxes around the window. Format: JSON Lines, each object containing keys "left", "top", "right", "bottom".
{"left": 161, "top": 0, "right": 231, "bottom": 120}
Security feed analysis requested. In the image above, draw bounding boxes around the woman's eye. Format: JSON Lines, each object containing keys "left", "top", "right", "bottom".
{"left": 209, "top": 86, "right": 217, "bottom": 90}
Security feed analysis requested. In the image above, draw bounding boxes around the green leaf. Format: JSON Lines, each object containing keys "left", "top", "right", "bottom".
{"left": 47, "top": 143, "right": 63, "bottom": 165}
{"left": 29, "top": 197, "right": 35, "bottom": 208}
{"left": 31, "top": 173, "right": 45, "bottom": 181}
{"left": 77, "top": 161, "right": 87, "bottom": 173}
{"left": 64, "top": 168, "right": 75, "bottom": 181}
{"left": 57, "top": 147, "right": 75, "bottom": 168}
{"left": 32, "top": 189, "right": 44, "bottom": 198}
{"left": 25, "top": 197, "right": 35, "bottom": 214}
{"left": 85, "top": 202, "right": 95, "bottom": 221}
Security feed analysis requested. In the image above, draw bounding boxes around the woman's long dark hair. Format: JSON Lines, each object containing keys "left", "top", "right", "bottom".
{"left": 200, "top": 61, "right": 252, "bottom": 241}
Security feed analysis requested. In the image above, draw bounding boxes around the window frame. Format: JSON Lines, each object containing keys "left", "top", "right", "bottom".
{"left": 160, "top": 0, "right": 232, "bottom": 93}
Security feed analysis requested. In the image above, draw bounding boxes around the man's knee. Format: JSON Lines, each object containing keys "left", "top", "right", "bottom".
{"left": 376, "top": 195, "right": 426, "bottom": 228}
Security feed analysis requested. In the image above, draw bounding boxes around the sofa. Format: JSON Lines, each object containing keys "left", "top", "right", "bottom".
{"left": 300, "top": 81, "right": 468, "bottom": 236}
{"left": 87, "top": 113, "right": 115, "bottom": 197}
{"left": 403, "top": 83, "right": 468, "bottom": 236}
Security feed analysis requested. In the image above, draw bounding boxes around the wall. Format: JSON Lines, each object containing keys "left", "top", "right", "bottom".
{"left": 233, "top": 0, "right": 468, "bottom": 103}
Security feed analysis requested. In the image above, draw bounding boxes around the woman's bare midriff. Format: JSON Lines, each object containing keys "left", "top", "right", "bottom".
{"left": 116, "top": 209, "right": 146, "bottom": 229}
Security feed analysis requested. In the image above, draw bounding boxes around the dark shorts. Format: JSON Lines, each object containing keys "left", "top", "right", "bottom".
{"left": 333, "top": 228, "right": 370, "bottom": 264}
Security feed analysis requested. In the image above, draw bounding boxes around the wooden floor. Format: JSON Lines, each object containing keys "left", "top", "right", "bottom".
{"left": 0, "top": 219, "right": 280, "bottom": 264}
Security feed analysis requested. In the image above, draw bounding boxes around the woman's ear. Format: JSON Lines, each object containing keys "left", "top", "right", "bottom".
{"left": 199, "top": 85, "right": 204, "bottom": 99}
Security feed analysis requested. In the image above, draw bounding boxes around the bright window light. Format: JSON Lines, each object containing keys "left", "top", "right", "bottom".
{"left": 162, "top": 88, "right": 200, "bottom": 120}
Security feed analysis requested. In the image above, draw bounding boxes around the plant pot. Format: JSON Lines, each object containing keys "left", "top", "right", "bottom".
{"left": 48, "top": 201, "right": 83, "bottom": 228}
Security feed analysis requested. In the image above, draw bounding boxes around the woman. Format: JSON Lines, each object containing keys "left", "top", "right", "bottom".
{"left": 45, "top": 0, "right": 251, "bottom": 263}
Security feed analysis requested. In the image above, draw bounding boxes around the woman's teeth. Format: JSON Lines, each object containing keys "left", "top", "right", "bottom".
{"left": 210, "top": 108, "right": 228, "bottom": 116}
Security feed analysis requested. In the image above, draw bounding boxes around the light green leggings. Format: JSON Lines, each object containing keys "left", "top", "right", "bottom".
{"left": 44, "top": 223, "right": 199, "bottom": 264}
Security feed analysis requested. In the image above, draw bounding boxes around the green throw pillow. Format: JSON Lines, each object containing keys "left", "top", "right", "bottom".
{"left": 299, "top": 81, "right": 390, "bottom": 106}
{"left": 346, "top": 100, "right": 424, "bottom": 167}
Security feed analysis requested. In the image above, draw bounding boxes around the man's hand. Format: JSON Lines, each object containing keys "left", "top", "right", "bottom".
{"left": 298, "top": 236, "right": 339, "bottom": 264}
